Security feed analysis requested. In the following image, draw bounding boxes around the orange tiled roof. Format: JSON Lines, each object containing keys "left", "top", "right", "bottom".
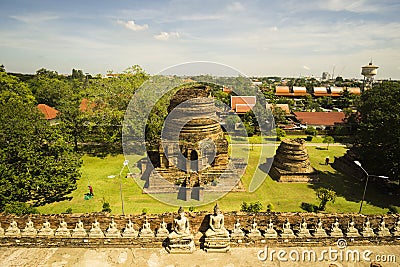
{"left": 294, "top": 112, "right": 345, "bottom": 126}
{"left": 236, "top": 104, "right": 255, "bottom": 113}
{"left": 266, "top": 103, "right": 290, "bottom": 114}
{"left": 37, "top": 104, "right": 58, "bottom": 120}
{"left": 79, "top": 98, "right": 97, "bottom": 112}
{"left": 231, "top": 96, "right": 256, "bottom": 109}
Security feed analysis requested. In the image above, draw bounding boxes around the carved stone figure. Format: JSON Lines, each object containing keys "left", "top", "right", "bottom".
{"left": 297, "top": 218, "right": 311, "bottom": 238}
{"left": 156, "top": 219, "right": 169, "bottom": 238}
{"left": 376, "top": 217, "right": 391, "bottom": 237}
{"left": 89, "top": 218, "right": 104, "bottom": 238}
{"left": 72, "top": 219, "right": 87, "bottom": 238}
{"left": 122, "top": 219, "right": 138, "bottom": 238}
{"left": 231, "top": 219, "right": 244, "bottom": 238}
{"left": 106, "top": 218, "right": 121, "bottom": 238}
{"left": 139, "top": 218, "right": 154, "bottom": 238}
{"left": 21, "top": 219, "right": 37, "bottom": 237}
{"left": 361, "top": 217, "right": 375, "bottom": 237}
{"left": 204, "top": 204, "right": 230, "bottom": 252}
{"left": 205, "top": 204, "right": 229, "bottom": 238}
{"left": 330, "top": 218, "right": 343, "bottom": 237}
{"left": 247, "top": 218, "right": 262, "bottom": 238}
{"left": 264, "top": 218, "right": 278, "bottom": 238}
{"left": 345, "top": 217, "right": 360, "bottom": 237}
{"left": 313, "top": 218, "right": 328, "bottom": 237}
{"left": 166, "top": 207, "right": 195, "bottom": 253}
{"left": 37, "top": 219, "right": 54, "bottom": 237}
{"left": 5, "top": 219, "right": 20, "bottom": 237}
{"left": 281, "top": 218, "right": 295, "bottom": 238}
{"left": 55, "top": 219, "right": 71, "bottom": 238}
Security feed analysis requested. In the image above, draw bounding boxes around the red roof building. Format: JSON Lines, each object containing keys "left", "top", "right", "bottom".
{"left": 293, "top": 112, "right": 345, "bottom": 128}
{"left": 37, "top": 104, "right": 59, "bottom": 120}
{"left": 231, "top": 96, "right": 256, "bottom": 114}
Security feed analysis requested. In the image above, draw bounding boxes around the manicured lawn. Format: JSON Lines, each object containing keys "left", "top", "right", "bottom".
{"left": 38, "top": 144, "right": 395, "bottom": 215}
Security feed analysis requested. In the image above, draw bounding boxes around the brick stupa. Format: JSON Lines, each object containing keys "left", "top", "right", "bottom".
{"left": 269, "top": 138, "right": 318, "bottom": 182}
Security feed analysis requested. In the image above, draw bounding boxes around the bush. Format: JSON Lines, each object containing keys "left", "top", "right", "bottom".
{"left": 102, "top": 202, "right": 112, "bottom": 213}
{"left": 240, "top": 201, "right": 263, "bottom": 213}
{"left": 266, "top": 203, "right": 274, "bottom": 212}
{"left": 388, "top": 205, "right": 399, "bottom": 214}
{"left": 65, "top": 207, "right": 73, "bottom": 214}
{"left": 141, "top": 208, "right": 148, "bottom": 215}
{"left": 305, "top": 126, "right": 318, "bottom": 136}
{"left": 276, "top": 128, "right": 286, "bottom": 141}
{"left": 305, "top": 135, "right": 313, "bottom": 141}
{"left": 189, "top": 206, "right": 195, "bottom": 212}
{"left": 2, "top": 202, "right": 40, "bottom": 215}
{"left": 301, "top": 202, "right": 319, "bottom": 212}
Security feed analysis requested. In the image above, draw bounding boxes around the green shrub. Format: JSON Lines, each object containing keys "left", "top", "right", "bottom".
{"left": 141, "top": 208, "right": 148, "bottom": 215}
{"left": 276, "top": 128, "right": 286, "bottom": 141}
{"left": 300, "top": 202, "right": 319, "bottom": 212}
{"left": 305, "top": 126, "right": 318, "bottom": 136}
{"left": 65, "top": 207, "right": 73, "bottom": 214}
{"left": 189, "top": 206, "right": 195, "bottom": 212}
{"left": 102, "top": 202, "right": 112, "bottom": 213}
{"left": 266, "top": 203, "right": 274, "bottom": 212}
{"left": 305, "top": 136, "right": 313, "bottom": 141}
{"left": 2, "top": 202, "right": 40, "bottom": 215}
{"left": 388, "top": 205, "right": 399, "bottom": 214}
{"left": 240, "top": 201, "right": 263, "bottom": 213}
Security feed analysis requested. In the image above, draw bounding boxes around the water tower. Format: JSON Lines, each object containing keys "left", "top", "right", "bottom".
{"left": 361, "top": 61, "right": 379, "bottom": 90}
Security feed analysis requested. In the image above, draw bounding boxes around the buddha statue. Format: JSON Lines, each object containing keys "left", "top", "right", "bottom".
{"left": 205, "top": 203, "right": 229, "bottom": 238}
{"left": 166, "top": 207, "right": 195, "bottom": 253}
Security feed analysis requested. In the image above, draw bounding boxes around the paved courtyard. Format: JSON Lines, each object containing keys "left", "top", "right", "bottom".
{"left": 0, "top": 245, "right": 398, "bottom": 267}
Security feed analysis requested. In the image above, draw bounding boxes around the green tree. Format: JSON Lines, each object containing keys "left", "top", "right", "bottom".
{"left": 316, "top": 188, "right": 336, "bottom": 211}
{"left": 355, "top": 81, "right": 400, "bottom": 182}
{"left": 305, "top": 126, "right": 318, "bottom": 136}
{"left": 276, "top": 127, "right": 286, "bottom": 141}
{"left": 323, "top": 136, "right": 334, "bottom": 150}
{"left": 0, "top": 73, "right": 81, "bottom": 208}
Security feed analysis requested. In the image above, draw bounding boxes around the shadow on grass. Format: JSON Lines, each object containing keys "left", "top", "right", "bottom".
{"left": 308, "top": 170, "right": 400, "bottom": 209}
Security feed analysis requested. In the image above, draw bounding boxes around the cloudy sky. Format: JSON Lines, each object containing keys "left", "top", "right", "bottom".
{"left": 1, "top": 0, "right": 400, "bottom": 78}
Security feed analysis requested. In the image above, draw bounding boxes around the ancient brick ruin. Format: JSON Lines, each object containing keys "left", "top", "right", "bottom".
{"left": 269, "top": 138, "right": 319, "bottom": 182}
{"left": 143, "top": 84, "right": 244, "bottom": 200}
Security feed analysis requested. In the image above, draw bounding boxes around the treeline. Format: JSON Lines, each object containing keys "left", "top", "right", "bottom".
{"left": 0, "top": 65, "right": 149, "bottom": 210}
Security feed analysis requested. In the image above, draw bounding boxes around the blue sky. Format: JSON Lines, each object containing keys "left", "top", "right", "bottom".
{"left": 1, "top": 0, "right": 400, "bottom": 78}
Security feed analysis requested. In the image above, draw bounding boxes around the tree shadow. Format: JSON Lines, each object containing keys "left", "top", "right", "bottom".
{"left": 308, "top": 170, "right": 400, "bottom": 209}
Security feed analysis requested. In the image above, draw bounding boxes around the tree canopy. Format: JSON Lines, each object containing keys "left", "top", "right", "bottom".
{"left": 0, "top": 72, "right": 82, "bottom": 208}
{"left": 355, "top": 81, "right": 400, "bottom": 182}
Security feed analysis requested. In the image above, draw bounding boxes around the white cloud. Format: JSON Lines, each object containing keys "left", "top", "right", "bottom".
{"left": 269, "top": 26, "right": 278, "bottom": 32}
{"left": 227, "top": 2, "right": 245, "bottom": 11}
{"left": 10, "top": 13, "right": 59, "bottom": 24}
{"left": 153, "top": 32, "right": 180, "bottom": 41}
{"left": 303, "top": 65, "right": 310, "bottom": 70}
{"left": 117, "top": 20, "right": 148, "bottom": 31}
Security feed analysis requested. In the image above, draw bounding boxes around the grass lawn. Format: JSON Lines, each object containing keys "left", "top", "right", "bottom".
{"left": 38, "top": 144, "right": 395, "bottom": 215}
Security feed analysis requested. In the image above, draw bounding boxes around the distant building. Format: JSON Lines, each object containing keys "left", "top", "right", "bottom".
{"left": 322, "top": 72, "right": 331, "bottom": 81}
{"left": 231, "top": 96, "right": 256, "bottom": 114}
{"left": 293, "top": 111, "right": 345, "bottom": 129}
{"left": 266, "top": 103, "right": 290, "bottom": 114}
{"left": 275, "top": 86, "right": 308, "bottom": 97}
{"left": 37, "top": 104, "right": 59, "bottom": 125}
{"left": 361, "top": 61, "right": 379, "bottom": 90}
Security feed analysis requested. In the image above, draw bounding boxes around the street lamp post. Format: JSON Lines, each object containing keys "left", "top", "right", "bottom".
{"left": 354, "top": 161, "right": 389, "bottom": 214}
{"left": 119, "top": 160, "right": 129, "bottom": 215}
